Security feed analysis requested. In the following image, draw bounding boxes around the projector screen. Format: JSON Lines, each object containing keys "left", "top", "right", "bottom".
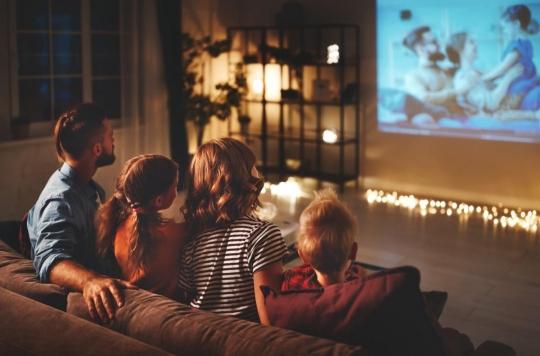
{"left": 377, "top": 0, "right": 540, "bottom": 143}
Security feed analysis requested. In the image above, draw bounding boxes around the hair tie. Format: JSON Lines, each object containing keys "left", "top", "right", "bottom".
{"left": 125, "top": 197, "right": 145, "bottom": 214}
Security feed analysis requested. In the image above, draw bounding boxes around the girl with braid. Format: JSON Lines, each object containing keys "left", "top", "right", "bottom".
{"left": 95, "top": 154, "right": 187, "bottom": 299}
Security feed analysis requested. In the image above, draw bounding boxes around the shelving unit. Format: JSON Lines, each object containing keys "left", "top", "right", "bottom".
{"left": 226, "top": 24, "right": 361, "bottom": 189}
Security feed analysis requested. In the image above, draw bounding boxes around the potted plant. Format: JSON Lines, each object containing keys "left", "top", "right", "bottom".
{"left": 10, "top": 116, "right": 30, "bottom": 140}
{"left": 181, "top": 33, "right": 249, "bottom": 146}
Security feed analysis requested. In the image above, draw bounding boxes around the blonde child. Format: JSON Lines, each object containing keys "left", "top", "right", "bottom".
{"left": 281, "top": 189, "right": 365, "bottom": 290}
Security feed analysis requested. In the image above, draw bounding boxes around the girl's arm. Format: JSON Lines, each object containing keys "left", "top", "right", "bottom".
{"left": 482, "top": 51, "right": 519, "bottom": 82}
{"left": 253, "top": 261, "right": 283, "bottom": 325}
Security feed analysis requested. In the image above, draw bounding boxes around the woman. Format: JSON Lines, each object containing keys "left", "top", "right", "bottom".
{"left": 178, "top": 138, "right": 286, "bottom": 324}
{"left": 95, "top": 154, "right": 187, "bottom": 299}
{"left": 446, "top": 32, "right": 523, "bottom": 114}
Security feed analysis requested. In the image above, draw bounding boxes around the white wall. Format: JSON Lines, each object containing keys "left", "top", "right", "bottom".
{"left": 0, "top": 131, "right": 127, "bottom": 220}
{"left": 185, "top": 0, "right": 540, "bottom": 209}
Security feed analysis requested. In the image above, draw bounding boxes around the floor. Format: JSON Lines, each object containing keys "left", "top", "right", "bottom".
{"left": 258, "top": 181, "right": 540, "bottom": 356}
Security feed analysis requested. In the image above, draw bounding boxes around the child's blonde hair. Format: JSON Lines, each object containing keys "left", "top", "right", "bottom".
{"left": 297, "top": 189, "right": 357, "bottom": 274}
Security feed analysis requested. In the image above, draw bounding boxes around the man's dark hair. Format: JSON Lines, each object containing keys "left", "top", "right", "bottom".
{"left": 403, "top": 26, "right": 431, "bottom": 53}
{"left": 54, "top": 103, "right": 108, "bottom": 160}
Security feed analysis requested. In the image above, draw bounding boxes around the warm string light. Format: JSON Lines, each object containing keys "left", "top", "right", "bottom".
{"left": 365, "top": 189, "right": 539, "bottom": 233}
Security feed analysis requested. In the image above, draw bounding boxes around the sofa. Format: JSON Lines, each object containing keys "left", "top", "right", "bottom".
{"left": 0, "top": 221, "right": 516, "bottom": 356}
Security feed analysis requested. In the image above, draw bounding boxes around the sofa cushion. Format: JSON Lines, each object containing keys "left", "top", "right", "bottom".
{"left": 0, "top": 220, "right": 21, "bottom": 252}
{"left": 68, "top": 288, "right": 366, "bottom": 355}
{"left": 0, "top": 287, "right": 170, "bottom": 356}
{"left": 263, "top": 266, "right": 445, "bottom": 356}
{"left": 0, "top": 240, "right": 67, "bottom": 310}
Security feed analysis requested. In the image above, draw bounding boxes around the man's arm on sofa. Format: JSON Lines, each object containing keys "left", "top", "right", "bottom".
{"left": 33, "top": 199, "right": 134, "bottom": 323}
{"left": 50, "top": 260, "right": 134, "bottom": 323}
{"left": 253, "top": 261, "right": 283, "bottom": 326}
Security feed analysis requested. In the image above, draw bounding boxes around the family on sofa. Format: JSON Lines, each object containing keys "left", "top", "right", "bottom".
{"left": 19, "top": 102, "right": 510, "bottom": 355}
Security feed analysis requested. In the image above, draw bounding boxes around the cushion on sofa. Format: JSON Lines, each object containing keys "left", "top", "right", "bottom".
{"left": 0, "top": 240, "right": 67, "bottom": 310}
{"left": 68, "top": 288, "right": 366, "bottom": 356}
{"left": 0, "top": 220, "right": 21, "bottom": 252}
{"left": 0, "top": 287, "right": 170, "bottom": 356}
{"left": 262, "top": 266, "right": 445, "bottom": 356}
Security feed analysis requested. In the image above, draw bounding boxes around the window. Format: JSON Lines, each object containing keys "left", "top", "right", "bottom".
{"left": 10, "top": 0, "right": 121, "bottom": 132}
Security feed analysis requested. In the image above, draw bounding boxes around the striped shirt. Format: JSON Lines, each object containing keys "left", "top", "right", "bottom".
{"left": 178, "top": 215, "right": 286, "bottom": 321}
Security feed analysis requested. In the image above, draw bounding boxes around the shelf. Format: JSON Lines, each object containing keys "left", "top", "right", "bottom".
{"left": 238, "top": 61, "right": 359, "bottom": 67}
{"left": 244, "top": 98, "right": 357, "bottom": 106}
{"left": 230, "top": 130, "right": 358, "bottom": 146}
{"left": 260, "top": 165, "right": 358, "bottom": 184}
{"left": 227, "top": 24, "right": 360, "bottom": 190}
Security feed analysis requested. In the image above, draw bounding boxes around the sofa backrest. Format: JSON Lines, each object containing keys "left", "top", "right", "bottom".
{"left": 0, "top": 240, "right": 67, "bottom": 310}
{"left": 68, "top": 289, "right": 366, "bottom": 356}
{"left": 0, "top": 286, "right": 171, "bottom": 356}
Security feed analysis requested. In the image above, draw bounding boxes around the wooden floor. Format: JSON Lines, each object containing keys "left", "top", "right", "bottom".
{"left": 262, "top": 185, "right": 540, "bottom": 356}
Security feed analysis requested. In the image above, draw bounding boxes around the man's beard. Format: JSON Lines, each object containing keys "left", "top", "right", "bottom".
{"left": 429, "top": 52, "right": 445, "bottom": 62}
{"left": 96, "top": 150, "right": 115, "bottom": 167}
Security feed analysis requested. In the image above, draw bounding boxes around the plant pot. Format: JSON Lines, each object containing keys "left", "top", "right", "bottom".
{"left": 238, "top": 115, "right": 251, "bottom": 139}
{"left": 10, "top": 123, "right": 30, "bottom": 140}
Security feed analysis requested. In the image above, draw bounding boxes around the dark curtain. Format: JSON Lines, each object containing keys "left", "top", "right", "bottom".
{"left": 155, "top": 0, "right": 189, "bottom": 188}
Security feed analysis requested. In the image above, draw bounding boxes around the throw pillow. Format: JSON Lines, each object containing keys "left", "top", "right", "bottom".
{"left": 263, "top": 266, "right": 445, "bottom": 356}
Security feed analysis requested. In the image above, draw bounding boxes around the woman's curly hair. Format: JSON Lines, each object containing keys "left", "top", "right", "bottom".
{"left": 184, "top": 138, "right": 264, "bottom": 235}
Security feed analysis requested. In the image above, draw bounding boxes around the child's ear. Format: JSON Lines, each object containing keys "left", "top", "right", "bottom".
{"left": 349, "top": 242, "right": 358, "bottom": 261}
{"left": 152, "top": 195, "right": 163, "bottom": 210}
{"left": 297, "top": 248, "right": 308, "bottom": 264}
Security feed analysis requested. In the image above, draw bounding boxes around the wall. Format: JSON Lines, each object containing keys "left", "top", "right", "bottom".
{"left": 184, "top": 0, "right": 540, "bottom": 209}
{"left": 0, "top": 131, "right": 127, "bottom": 220}
{"left": 0, "top": 0, "right": 170, "bottom": 220}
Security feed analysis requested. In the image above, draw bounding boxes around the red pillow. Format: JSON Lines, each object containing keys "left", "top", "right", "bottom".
{"left": 262, "top": 266, "right": 444, "bottom": 356}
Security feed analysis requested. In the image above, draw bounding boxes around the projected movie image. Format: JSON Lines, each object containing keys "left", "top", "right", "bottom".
{"left": 377, "top": 0, "right": 540, "bottom": 142}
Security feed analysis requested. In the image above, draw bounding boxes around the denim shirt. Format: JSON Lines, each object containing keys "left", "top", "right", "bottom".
{"left": 27, "top": 163, "right": 107, "bottom": 282}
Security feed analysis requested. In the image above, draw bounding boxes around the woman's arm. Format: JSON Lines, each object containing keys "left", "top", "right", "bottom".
{"left": 482, "top": 51, "right": 519, "bottom": 82}
{"left": 253, "top": 261, "right": 283, "bottom": 325}
{"left": 485, "top": 64, "right": 523, "bottom": 111}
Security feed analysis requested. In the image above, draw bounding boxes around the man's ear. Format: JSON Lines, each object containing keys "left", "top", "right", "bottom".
{"left": 349, "top": 242, "right": 358, "bottom": 261}
{"left": 92, "top": 142, "right": 102, "bottom": 158}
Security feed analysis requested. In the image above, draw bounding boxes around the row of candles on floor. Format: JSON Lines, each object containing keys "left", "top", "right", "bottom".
{"left": 365, "top": 189, "right": 538, "bottom": 233}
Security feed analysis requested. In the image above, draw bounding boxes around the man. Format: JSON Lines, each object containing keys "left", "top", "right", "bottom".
{"left": 27, "top": 103, "right": 132, "bottom": 323}
{"left": 403, "top": 26, "right": 461, "bottom": 109}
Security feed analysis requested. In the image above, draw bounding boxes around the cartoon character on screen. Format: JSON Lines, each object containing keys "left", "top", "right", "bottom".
{"left": 446, "top": 32, "right": 523, "bottom": 115}
{"left": 482, "top": 4, "right": 540, "bottom": 110}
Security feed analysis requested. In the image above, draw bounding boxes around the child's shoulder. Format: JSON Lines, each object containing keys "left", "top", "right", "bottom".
{"left": 154, "top": 221, "right": 188, "bottom": 240}
{"left": 281, "top": 264, "right": 319, "bottom": 291}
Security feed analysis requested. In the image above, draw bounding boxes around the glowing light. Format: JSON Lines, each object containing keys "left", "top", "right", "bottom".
{"left": 364, "top": 189, "right": 539, "bottom": 233}
{"left": 327, "top": 44, "right": 340, "bottom": 64}
{"left": 247, "top": 63, "right": 282, "bottom": 101}
{"left": 322, "top": 129, "right": 338, "bottom": 144}
{"left": 252, "top": 79, "right": 264, "bottom": 96}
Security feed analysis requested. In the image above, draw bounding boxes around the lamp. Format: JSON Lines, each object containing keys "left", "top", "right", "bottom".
{"left": 327, "top": 44, "right": 339, "bottom": 64}
{"left": 247, "top": 63, "right": 282, "bottom": 101}
{"left": 322, "top": 129, "right": 338, "bottom": 144}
